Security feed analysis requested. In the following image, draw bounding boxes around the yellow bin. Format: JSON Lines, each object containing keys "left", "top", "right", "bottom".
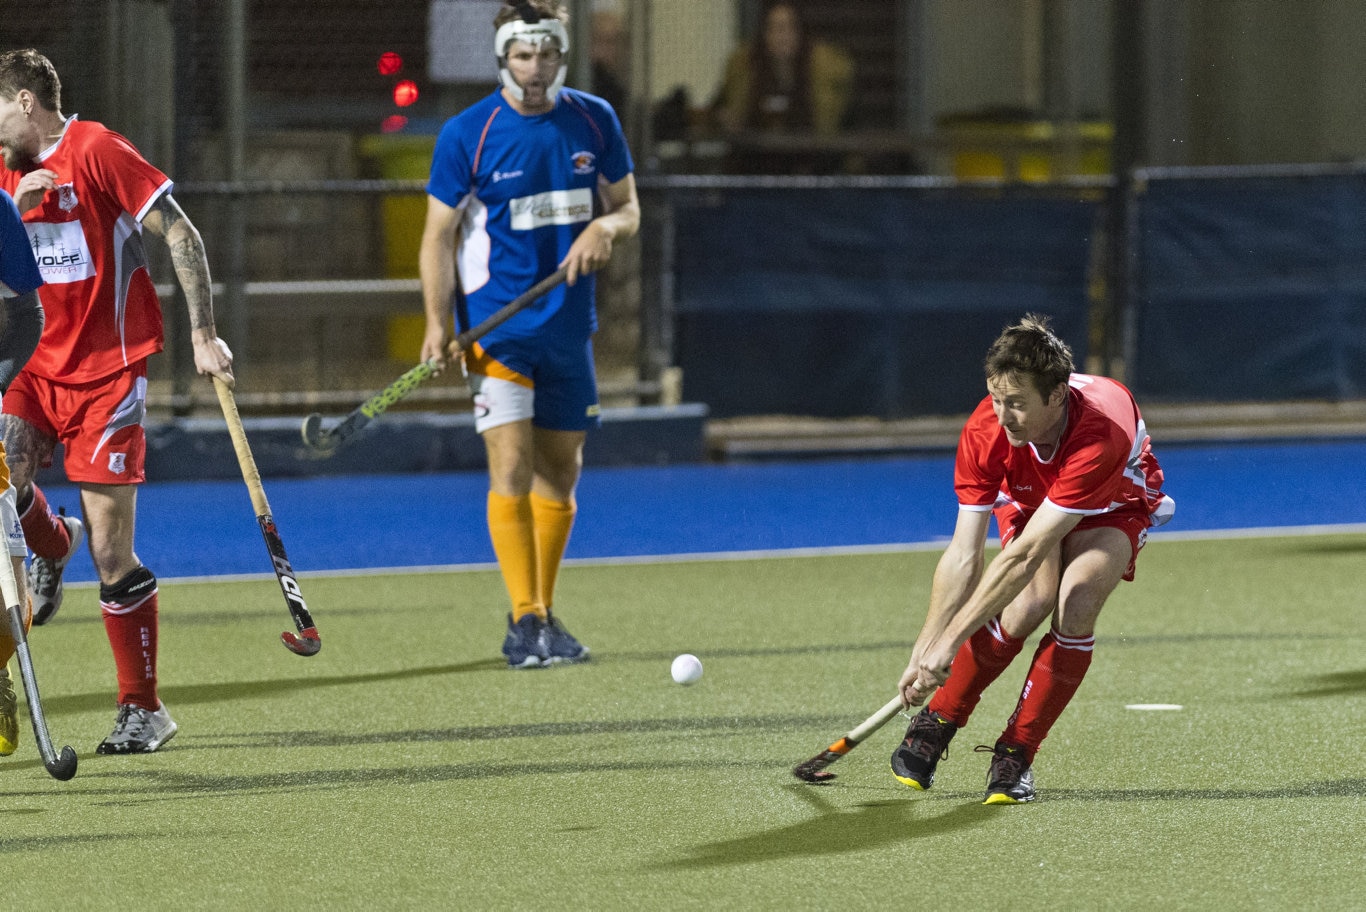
{"left": 359, "top": 134, "right": 436, "bottom": 361}
{"left": 940, "top": 119, "right": 1112, "bottom": 182}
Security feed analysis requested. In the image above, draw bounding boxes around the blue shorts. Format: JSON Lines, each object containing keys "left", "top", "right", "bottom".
{"left": 464, "top": 333, "right": 601, "bottom": 433}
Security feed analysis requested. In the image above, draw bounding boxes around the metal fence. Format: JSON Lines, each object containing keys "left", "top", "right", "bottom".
{"left": 151, "top": 176, "right": 665, "bottom": 417}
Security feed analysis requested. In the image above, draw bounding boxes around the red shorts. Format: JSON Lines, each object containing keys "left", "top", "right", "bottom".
{"left": 4, "top": 363, "right": 148, "bottom": 485}
{"left": 995, "top": 506, "right": 1152, "bottom": 582}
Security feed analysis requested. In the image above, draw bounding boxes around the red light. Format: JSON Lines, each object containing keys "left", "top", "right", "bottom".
{"left": 393, "top": 80, "right": 419, "bottom": 107}
{"left": 381, "top": 115, "right": 409, "bottom": 133}
{"left": 377, "top": 52, "right": 403, "bottom": 76}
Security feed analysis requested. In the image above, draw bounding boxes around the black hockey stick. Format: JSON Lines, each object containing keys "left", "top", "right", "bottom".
{"left": 0, "top": 554, "right": 77, "bottom": 780}
{"left": 300, "top": 266, "right": 569, "bottom": 454}
{"left": 214, "top": 377, "right": 321, "bottom": 656}
{"left": 792, "top": 695, "right": 903, "bottom": 783}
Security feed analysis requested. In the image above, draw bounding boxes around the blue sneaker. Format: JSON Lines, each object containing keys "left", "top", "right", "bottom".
{"left": 545, "top": 611, "right": 590, "bottom": 664}
{"left": 502, "top": 613, "right": 550, "bottom": 669}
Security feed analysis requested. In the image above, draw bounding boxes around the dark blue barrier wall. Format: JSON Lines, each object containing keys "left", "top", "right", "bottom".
{"left": 46, "top": 405, "right": 709, "bottom": 480}
{"left": 670, "top": 186, "right": 1098, "bottom": 417}
{"left": 1131, "top": 170, "right": 1366, "bottom": 401}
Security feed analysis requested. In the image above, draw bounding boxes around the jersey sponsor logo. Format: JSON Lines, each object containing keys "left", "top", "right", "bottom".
{"left": 509, "top": 188, "right": 593, "bottom": 231}
{"left": 57, "top": 182, "right": 79, "bottom": 212}
{"left": 571, "top": 151, "right": 596, "bottom": 175}
{"left": 492, "top": 169, "right": 524, "bottom": 183}
{"left": 25, "top": 221, "right": 96, "bottom": 284}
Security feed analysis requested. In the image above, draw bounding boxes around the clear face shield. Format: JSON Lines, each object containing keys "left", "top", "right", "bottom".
{"left": 494, "top": 18, "right": 570, "bottom": 103}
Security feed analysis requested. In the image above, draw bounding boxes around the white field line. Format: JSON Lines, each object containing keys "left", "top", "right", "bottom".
{"left": 77, "top": 521, "right": 1366, "bottom": 587}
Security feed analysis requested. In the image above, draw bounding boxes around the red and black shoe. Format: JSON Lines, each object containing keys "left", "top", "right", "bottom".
{"left": 890, "top": 708, "right": 958, "bottom": 790}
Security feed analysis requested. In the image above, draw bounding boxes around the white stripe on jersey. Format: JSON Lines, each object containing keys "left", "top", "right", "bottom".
{"left": 457, "top": 195, "right": 491, "bottom": 295}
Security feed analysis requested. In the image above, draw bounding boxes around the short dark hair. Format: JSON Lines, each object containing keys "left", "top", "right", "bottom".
{"left": 984, "top": 313, "right": 1075, "bottom": 398}
{"left": 495, "top": 1, "right": 567, "bottom": 30}
{"left": 0, "top": 49, "right": 61, "bottom": 111}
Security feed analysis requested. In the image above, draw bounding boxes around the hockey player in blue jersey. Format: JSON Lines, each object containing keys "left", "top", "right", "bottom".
{"left": 419, "top": 0, "right": 640, "bottom": 668}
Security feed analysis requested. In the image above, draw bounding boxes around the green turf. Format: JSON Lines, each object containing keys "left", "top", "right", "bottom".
{"left": 4, "top": 534, "right": 1363, "bottom": 910}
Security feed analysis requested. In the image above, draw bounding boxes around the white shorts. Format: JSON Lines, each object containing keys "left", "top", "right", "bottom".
{"left": 1, "top": 485, "right": 24, "bottom": 558}
{"left": 470, "top": 374, "right": 535, "bottom": 434}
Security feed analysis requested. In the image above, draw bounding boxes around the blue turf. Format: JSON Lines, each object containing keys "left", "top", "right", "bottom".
{"left": 43, "top": 438, "right": 1366, "bottom": 582}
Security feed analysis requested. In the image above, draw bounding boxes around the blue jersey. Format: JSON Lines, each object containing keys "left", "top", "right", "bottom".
{"left": 427, "top": 87, "right": 633, "bottom": 342}
{"left": 0, "top": 190, "right": 42, "bottom": 299}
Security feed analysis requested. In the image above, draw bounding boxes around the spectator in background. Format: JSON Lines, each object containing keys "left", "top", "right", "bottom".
{"left": 711, "top": 1, "right": 853, "bottom": 173}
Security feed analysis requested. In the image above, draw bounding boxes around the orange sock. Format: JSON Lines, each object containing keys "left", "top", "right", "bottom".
{"left": 530, "top": 492, "right": 576, "bottom": 610}
{"left": 487, "top": 491, "right": 541, "bottom": 621}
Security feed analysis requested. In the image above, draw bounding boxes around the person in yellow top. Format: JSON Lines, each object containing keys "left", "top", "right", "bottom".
{"left": 711, "top": 1, "right": 854, "bottom": 173}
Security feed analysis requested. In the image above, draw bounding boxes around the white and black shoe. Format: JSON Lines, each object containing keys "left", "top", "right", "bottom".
{"left": 97, "top": 702, "right": 178, "bottom": 754}
{"left": 29, "top": 510, "right": 85, "bottom": 626}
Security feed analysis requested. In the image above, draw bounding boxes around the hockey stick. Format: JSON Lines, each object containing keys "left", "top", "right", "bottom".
{"left": 0, "top": 552, "right": 77, "bottom": 780}
{"left": 791, "top": 695, "right": 904, "bottom": 783}
{"left": 300, "top": 266, "right": 570, "bottom": 454}
{"left": 214, "top": 377, "right": 321, "bottom": 656}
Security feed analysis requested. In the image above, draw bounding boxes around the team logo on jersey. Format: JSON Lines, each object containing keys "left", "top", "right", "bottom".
{"left": 571, "top": 151, "right": 596, "bottom": 175}
{"left": 109, "top": 452, "right": 127, "bottom": 474}
{"left": 57, "top": 183, "right": 78, "bottom": 211}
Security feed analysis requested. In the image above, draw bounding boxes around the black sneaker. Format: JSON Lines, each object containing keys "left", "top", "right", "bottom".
{"left": 544, "top": 611, "right": 590, "bottom": 664}
{"left": 501, "top": 613, "right": 550, "bottom": 669}
{"left": 890, "top": 708, "right": 959, "bottom": 790}
{"left": 977, "top": 742, "right": 1036, "bottom": 804}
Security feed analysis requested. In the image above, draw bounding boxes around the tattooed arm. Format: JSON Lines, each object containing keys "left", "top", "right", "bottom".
{"left": 141, "top": 193, "right": 235, "bottom": 383}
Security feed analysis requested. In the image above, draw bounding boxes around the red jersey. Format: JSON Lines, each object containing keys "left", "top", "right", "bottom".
{"left": 955, "top": 373, "right": 1169, "bottom": 523}
{"left": 0, "top": 117, "right": 169, "bottom": 382}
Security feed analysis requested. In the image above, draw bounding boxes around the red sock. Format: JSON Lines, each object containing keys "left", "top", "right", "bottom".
{"left": 1000, "top": 630, "right": 1094, "bottom": 761}
{"left": 928, "top": 617, "right": 1025, "bottom": 725}
{"left": 101, "top": 588, "right": 159, "bottom": 710}
{"left": 19, "top": 484, "right": 71, "bottom": 561}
